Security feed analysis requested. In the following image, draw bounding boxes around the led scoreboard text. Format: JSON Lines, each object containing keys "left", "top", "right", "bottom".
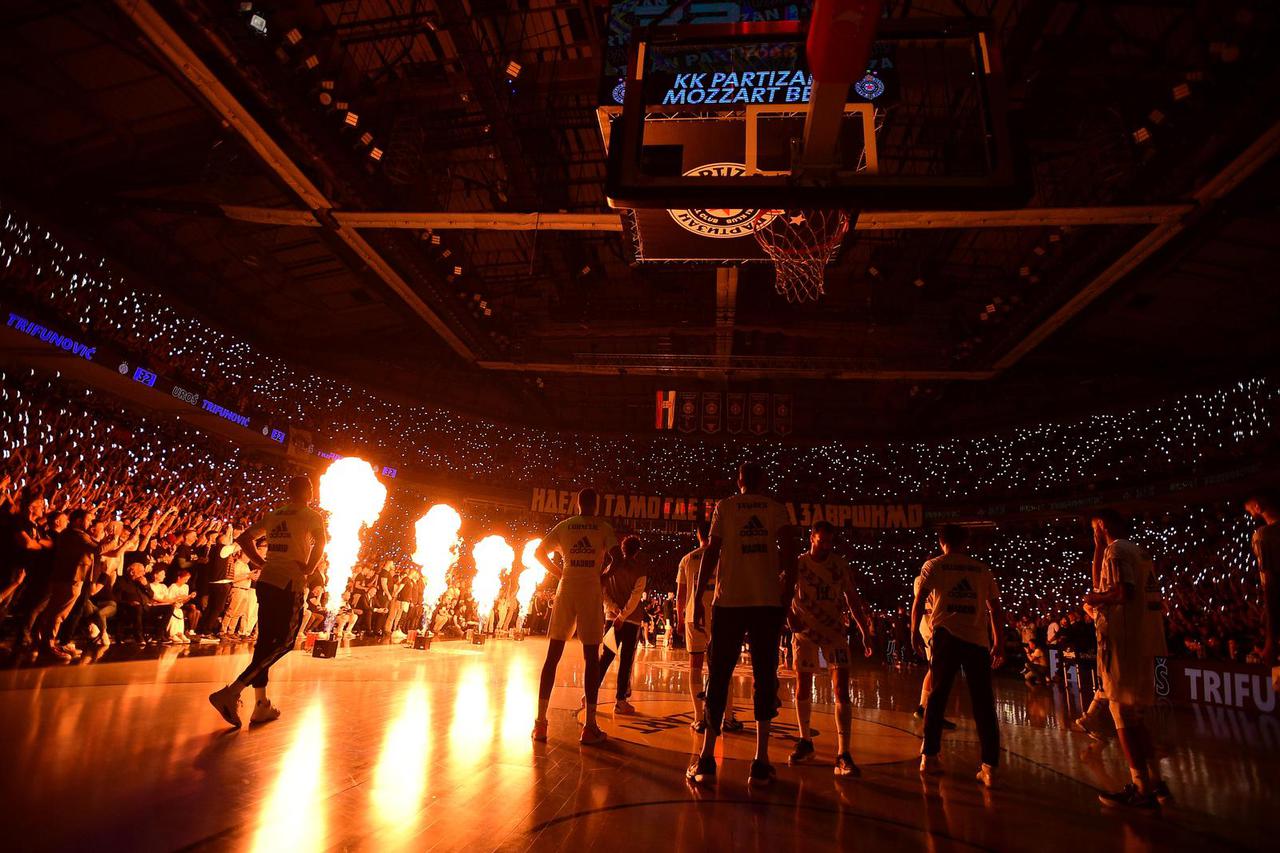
{"left": 659, "top": 70, "right": 814, "bottom": 105}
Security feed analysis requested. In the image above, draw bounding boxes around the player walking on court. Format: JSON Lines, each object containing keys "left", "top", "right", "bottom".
{"left": 209, "top": 475, "right": 326, "bottom": 728}
{"left": 911, "top": 524, "right": 1004, "bottom": 787}
{"left": 532, "top": 488, "right": 622, "bottom": 745}
{"left": 786, "top": 520, "right": 873, "bottom": 777}
{"left": 687, "top": 462, "right": 800, "bottom": 788}
{"left": 676, "top": 524, "right": 741, "bottom": 732}
{"left": 1086, "top": 509, "right": 1171, "bottom": 809}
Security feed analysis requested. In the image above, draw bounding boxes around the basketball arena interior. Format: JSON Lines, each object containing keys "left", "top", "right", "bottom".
{"left": 0, "top": 1, "right": 1278, "bottom": 851}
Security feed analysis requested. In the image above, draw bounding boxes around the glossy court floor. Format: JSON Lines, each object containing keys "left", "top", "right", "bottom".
{"left": 0, "top": 637, "right": 1273, "bottom": 852}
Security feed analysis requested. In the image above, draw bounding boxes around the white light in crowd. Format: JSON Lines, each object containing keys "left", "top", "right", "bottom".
{"left": 318, "top": 458, "right": 387, "bottom": 614}
{"left": 515, "top": 539, "right": 547, "bottom": 619}
{"left": 412, "top": 503, "right": 461, "bottom": 617}
{"left": 471, "top": 534, "right": 513, "bottom": 629}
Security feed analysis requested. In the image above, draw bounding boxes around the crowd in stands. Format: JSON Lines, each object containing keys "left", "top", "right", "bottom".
{"left": 3, "top": 201, "right": 1277, "bottom": 509}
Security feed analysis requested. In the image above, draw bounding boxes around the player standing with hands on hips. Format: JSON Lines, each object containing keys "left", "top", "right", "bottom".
{"left": 209, "top": 475, "right": 326, "bottom": 728}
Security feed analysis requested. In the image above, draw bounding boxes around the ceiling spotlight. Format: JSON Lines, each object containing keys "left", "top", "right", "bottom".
{"left": 344, "top": 111, "right": 359, "bottom": 127}
{"left": 302, "top": 54, "right": 319, "bottom": 70}
{"left": 320, "top": 79, "right": 334, "bottom": 91}
{"left": 430, "top": 234, "right": 441, "bottom": 245}
{"left": 369, "top": 147, "right": 383, "bottom": 161}
{"left": 335, "top": 101, "right": 349, "bottom": 111}
{"left": 359, "top": 132, "right": 373, "bottom": 146}
{"left": 441, "top": 248, "right": 452, "bottom": 258}
{"left": 1019, "top": 265, "right": 1031, "bottom": 276}
{"left": 453, "top": 265, "right": 463, "bottom": 276}
{"left": 912, "top": 277, "right": 925, "bottom": 288}
{"left": 1133, "top": 127, "right": 1152, "bottom": 144}
{"left": 505, "top": 60, "right": 522, "bottom": 78}
{"left": 1172, "top": 83, "right": 1191, "bottom": 101}
{"left": 285, "top": 28, "right": 302, "bottom": 45}
{"left": 249, "top": 13, "right": 268, "bottom": 35}
{"left": 1148, "top": 109, "right": 1165, "bottom": 125}
{"left": 318, "top": 92, "right": 332, "bottom": 107}
{"left": 867, "top": 266, "right": 880, "bottom": 277}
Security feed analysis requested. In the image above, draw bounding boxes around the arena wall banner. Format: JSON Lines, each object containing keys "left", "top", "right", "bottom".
{"left": 530, "top": 487, "right": 923, "bottom": 528}
{"left": 1157, "top": 656, "right": 1278, "bottom": 715}
{"left": 748, "top": 392, "right": 770, "bottom": 436}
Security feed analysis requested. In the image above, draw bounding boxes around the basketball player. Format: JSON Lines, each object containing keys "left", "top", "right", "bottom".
{"left": 911, "top": 525, "right": 1004, "bottom": 787}
{"left": 1085, "top": 509, "right": 1171, "bottom": 809}
{"left": 675, "top": 524, "right": 741, "bottom": 732}
{"left": 687, "top": 462, "right": 800, "bottom": 788}
{"left": 532, "top": 488, "right": 622, "bottom": 746}
{"left": 1244, "top": 491, "right": 1279, "bottom": 694}
{"left": 208, "top": 475, "right": 326, "bottom": 728}
{"left": 786, "top": 521, "right": 873, "bottom": 777}
{"left": 594, "top": 535, "right": 647, "bottom": 713}
{"left": 911, "top": 572, "right": 956, "bottom": 731}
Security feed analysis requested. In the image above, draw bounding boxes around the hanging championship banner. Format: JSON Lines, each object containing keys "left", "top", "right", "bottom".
{"left": 726, "top": 392, "right": 746, "bottom": 434}
{"left": 677, "top": 391, "right": 699, "bottom": 433}
{"left": 655, "top": 390, "right": 676, "bottom": 429}
{"left": 772, "top": 393, "right": 793, "bottom": 436}
{"left": 748, "top": 393, "right": 770, "bottom": 436}
{"left": 702, "top": 392, "right": 722, "bottom": 434}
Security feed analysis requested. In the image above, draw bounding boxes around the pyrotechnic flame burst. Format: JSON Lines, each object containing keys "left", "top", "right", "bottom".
{"left": 515, "top": 538, "right": 547, "bottom": 618}
{"left": 471, "top": 534, "right": 513, "bottom": 629}
{"left": 318, "top": 458, "right": 387, "bottom": 611}
{"left": 412, "top": 504, "right": 461, "bottom": 617}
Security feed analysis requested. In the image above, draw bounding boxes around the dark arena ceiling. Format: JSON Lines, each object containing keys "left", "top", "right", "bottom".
{"left": 0, "top": 0, "right": 1277, "bottom": 439}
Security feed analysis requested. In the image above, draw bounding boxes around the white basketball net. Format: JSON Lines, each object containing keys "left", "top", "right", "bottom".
{"left": 751, "top": 209, "right": 851, "bottom": 303}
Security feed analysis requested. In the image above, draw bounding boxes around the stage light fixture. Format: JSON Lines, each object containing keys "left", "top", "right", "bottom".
{"left": 318, "top": 92, "right": 332, "bottom": 107}
{"left": 285, "top": 28, "right": 302, "bottom": 45}
{"left": 454, "top": 265, "right": 463, "bottom": 276}
{"left": 1172, "top": 83, "right": 1191, "bottom": 101}
{"left": 430, "top": 234, "right": 441, "bottom": 245}
{"left": 249, "top": 13, "right": 267, "bottom": 35}
{"left": 303, "top": 54, "right": 319, "bottom": 70}
{"left": 344, "top": 111, "right": 359, "bottom": 127}
{"left": 1133, "top": 127, "right": 1152, "bottom": 144}
{"left": 321, "top": 80, "right": 335, "bottom": 90}
{"left": 369, "top": 147, "right": 383, "bottom": 161}
{"left": 912, "top": 277, "right": 925, "bottom": 288}
{"left": 360, "top": 132, "right": 373, "bottom": 146}
{"left": 505, "top": 60, "right": 522, "bottom": 78}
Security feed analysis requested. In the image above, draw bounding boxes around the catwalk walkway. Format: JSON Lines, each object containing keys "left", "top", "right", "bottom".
{"left": 0, "top": 637, "right": 1272, "bottom": 851}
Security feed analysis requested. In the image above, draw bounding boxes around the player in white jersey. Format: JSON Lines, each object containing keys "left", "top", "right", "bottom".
{"left": 1086, "top": 509, "right": 1170, "bottom": 809}
{"left": 686, "top": 462, "right": 800, "bottom": 788}
{"left": 911, "top": 524, "right": 1004, "bottom": 787}
{"left": 532, "top": 487, "right": 622, "bottom": 746}
{"left": 911, "top": 574, "right": 956, "bottom": 731}
{"left": 209, "top": 475, "right": 326, "bottom": 728}
{"left": 676, "top": 523, "right": 740, "bottom": 732}
{"left": 1244, "top": 491, "right": 1280, "bottom": 696}
{"left": 786, "top": 521, "right": 873, "bottom": 777}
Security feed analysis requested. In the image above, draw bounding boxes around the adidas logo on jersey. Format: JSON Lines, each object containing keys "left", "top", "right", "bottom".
{"left": 741, "top": 515, "right": 767, "bottom": 536}
{"left": 569, "top": 536, "right": 594, "bottom": 554}
{"left": 948, "top": 577, "right": 977, "bottom": 599}
{"left": 269, "top": 521, "right": 290, "bottom": 538}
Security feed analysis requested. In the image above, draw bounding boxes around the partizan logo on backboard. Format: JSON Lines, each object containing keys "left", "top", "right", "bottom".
{"left": 667, "top": 163, "right": 778, "bottom": 238}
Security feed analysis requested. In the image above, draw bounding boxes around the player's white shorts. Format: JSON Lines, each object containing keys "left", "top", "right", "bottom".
{"left": 921, "top": 626, "right": 933, "bottom": 663}
{"left": 793, "top": 633, "right": 850, "bottom": 673}
{"left": 685, "top": 621, "right": 709, "bottom": 654}
{"left": 548, "top": 582, "right": 604, "bottom": 644}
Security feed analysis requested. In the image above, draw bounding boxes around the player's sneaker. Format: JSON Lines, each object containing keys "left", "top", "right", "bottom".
{"left": 614, "top": 699, "right": 637, "bottom": 715}
{"left": 1073, "top": 715, "right": 1107, "bottom": 741}
{"left": 531, "top": 719, "right": 548, "bottom": 742}
{"left": 788, "top": 738, "right": 816, "bottom": 765}
{"left": 686, "top": 755, "right": 716, "bottom": 786}
{"left": 580, "top": 723, "right": 608, "bottom": 746}
{"left": 722, "top": 715, "right": 744, "bottom": 733}
{"left": 209, "top": 686, "right": 243, "bottom": 728}
{"left": 919, "top": 755, "right": 944, "bottom": 776}
{"left": 1151, "top": 780, "right": 1174, "bottom": 805}
{"left": 975, "top": 763, "right": 997, "bottom": 788}
{"left": 1098, "top": 784, "right": 1158, "bottom": 810}
{"left": 690, "top": 719, "right": 707, "bottom": 733}
{"left": 747, "top": 760, "right": 777, "bottom": 788}
{"left": 834, "top": 753, "right": 861, "bottom": 778}
{"left": 250, "top": 700, "right": 282, "bottom": 725}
